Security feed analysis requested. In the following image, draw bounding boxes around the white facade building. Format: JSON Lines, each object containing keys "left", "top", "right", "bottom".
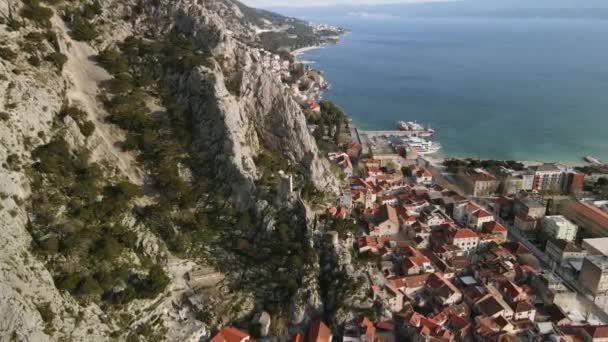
{"left": 542, "top": 215, "right": 578, "bottom": 241}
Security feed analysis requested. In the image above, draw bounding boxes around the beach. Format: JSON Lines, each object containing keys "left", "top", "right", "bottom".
{"left": 291, "top": 45, "right": 324, "bottom": 57}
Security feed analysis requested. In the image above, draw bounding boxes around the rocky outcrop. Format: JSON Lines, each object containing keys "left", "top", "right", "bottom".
{"left": 0, "top": 0, "right": 339, "bottom": 340}
{"left": 0, "top": 2, "right": 114, "bottom": 340}
{"left": 131, "top": 0, "right": 338, "bottom": 206}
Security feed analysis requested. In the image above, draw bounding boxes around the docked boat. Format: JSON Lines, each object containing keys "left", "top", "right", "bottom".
{"left": 397, "top": 121, "right": 434, "bottom": 137}
{"left": 403, "top": 137, "right": 441, "bottom": 155}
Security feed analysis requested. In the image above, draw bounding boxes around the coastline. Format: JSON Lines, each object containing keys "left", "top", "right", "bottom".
{"left": 291, "top": 45, "right": 325, "bottom": 57}
{"left": 298, "top": 47, "right": 598, "bottom": 168}
{"left": 293, "top": 27, "right": 600, "bottom": 168}
{"left": 295, "top": 19, "right": 608, "bottom": 166}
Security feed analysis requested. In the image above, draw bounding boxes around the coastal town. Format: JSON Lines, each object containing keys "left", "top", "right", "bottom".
{"left": 210, "top": 116, "right": 608, "bottom": 341}
{"left": 6, "top": 0, "right": 608, "bottom": 340}
{"left": 204, "top": 40, "right": 608, "bottom": 341}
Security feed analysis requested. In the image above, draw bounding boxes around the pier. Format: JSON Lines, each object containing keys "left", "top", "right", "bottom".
{"left": 359, "top": 130, "right": 426, "bottom": 137}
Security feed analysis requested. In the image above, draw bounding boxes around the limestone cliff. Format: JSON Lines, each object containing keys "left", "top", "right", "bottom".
{"left": 133, "top": 0, "right": 338, "bottom": 206}
{"left": 0, "top": 0, "right": 338, "bottom": 340}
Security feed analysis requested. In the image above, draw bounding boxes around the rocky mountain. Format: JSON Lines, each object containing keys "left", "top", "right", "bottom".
{"left": 0, "top": 0, "right": 341, "bottom": 340}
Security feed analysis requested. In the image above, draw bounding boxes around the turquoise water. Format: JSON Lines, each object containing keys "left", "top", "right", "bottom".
{"left": 298, "top": 17, "right": 608, "bottom": 162}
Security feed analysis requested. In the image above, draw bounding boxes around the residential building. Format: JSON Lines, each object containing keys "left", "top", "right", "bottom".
{"left": 405, "top": 312, "right": 453, "bottom": 342}
{"left": 426, "top": 272, "right": 462, "bottom": 306}
{"left": 475, "top": 294, "right": 514, "bottom": 319}
{"left": 384, "top": 285, "right": 404, "bottom": 312}
{"left": 579, "top": 256, "right": 608, "bottom": 297}
{"left": 414, "top": 168, "right": 433, "bottom": 185}
{"left": 545, "top": 239, "right": 586, "bottom": 267}
{"left": 532, "top": 163, "right": 565, "bottom": 192}
{"left": 496, "top": 280, "right": 528, "bottom": 304}
{"left": 482, "top": 221, "right": 508, "bottom": 244}
{"left": 514, "top": 214, "right": 538, "bottom": 234}
{"left": 542, "top": 215, "right": 578, "bottom": 241}
{"left": 532, "top": 272, "right": 570, "bottom": 305}
{"left": 563, "top": 171, "right": 585, "bottom": 195}
{"left": 560, "top": 200, "right": 608, "bottom": 238}
{"left": 369, "top": 204, "right": 400, "bottom": 237}
{"left": 392, "top": 273, "right": 430, "bottom": 297}
{"left": 492, "top": 196, "right": 514, "bottom": 221}
{"left": 451, "top": 196, "right": 472, "bottom": 225}
{"left": 500, "top": 175, "right": 524, "bottom": 195}
{"left": 449, "top": 228, "right": 479, "bottom": 253}
{"left": 458, "top": 168, "right": 499, "bottom": 197}
{"left": 400, "top": 245, "right": 434, "bottom": 275}
{"left": 521, "top": 173, "right": 535, "bottom": 191}
{"left": 358, "top": 236, "right": 380, "bottom": 254}
{"left": 583, "top": 238, "right": 608, "bottom": 256}
{"left": 514, "top": 197, "right": 546, "bottom": 220}
{"left": 510, "top": 301, "right": 536, "bottom": 321}
{"left": 468, "top": 209, "right": 494, "bottom": 230}
{"left": 418, "top": 205, "right": 452, "bottom": 228}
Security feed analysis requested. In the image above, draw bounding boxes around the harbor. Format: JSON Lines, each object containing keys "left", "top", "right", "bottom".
{"left": 351, "top": 120, "right": 441, "bottom": 167}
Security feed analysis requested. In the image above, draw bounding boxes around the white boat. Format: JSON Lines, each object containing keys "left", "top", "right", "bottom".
{"left": 584, "top": 156, "right": 602, "bottom": 164}
{"left": 403, "top": 137, "right": 441, "bottom": 155}
{"left": 397, "top": 121, "right": 434, "bottom": 137}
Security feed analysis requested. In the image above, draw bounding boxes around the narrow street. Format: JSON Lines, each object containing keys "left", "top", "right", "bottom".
{"left": 495, "top": 212, "right": 608, "bottom": 323}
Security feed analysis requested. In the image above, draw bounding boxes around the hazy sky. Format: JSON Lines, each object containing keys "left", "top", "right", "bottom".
{"left": 241, "top": 0, "right": 444, "bottom": 8}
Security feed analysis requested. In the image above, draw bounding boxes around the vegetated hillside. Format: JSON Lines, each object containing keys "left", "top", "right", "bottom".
{"left": 215, "top": 0, "right": 344, "bottom": 52}
{"left": 0, "top": 0, "right": 339, "bottom": 341}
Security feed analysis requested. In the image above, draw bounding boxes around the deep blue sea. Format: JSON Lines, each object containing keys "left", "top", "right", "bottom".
{"left": 294, "top": 15, "right": 608, "bottom": 162}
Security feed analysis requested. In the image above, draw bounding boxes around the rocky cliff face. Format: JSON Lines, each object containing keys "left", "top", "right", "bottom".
{"left": 0, "top": 0, "right": 337, "bottom": 340}
{"left": 0, "top": 9, "right": 117, "bottom": 342}
{"left": 134, "top": 0, "right": 337, "bottom": 206}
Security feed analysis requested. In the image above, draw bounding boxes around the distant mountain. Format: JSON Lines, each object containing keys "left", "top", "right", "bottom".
{"left": 218, "top": 0, "right": 345, "bottom": 52}
{"left": 271, "top": 0, "right": 608, "bottom": 20}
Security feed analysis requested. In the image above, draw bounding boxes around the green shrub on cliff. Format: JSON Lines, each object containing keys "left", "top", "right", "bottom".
{"left": 21, "top": 0, "right": 53, "bottom": 28}
{"left": 45, "top": 52, "right": 67, "bottom": 71}
{"left": 70, "top": 15, "right": 98, "bottom": 41}
{"left": 29, "top": 136, "right": 168, "bottom": 304}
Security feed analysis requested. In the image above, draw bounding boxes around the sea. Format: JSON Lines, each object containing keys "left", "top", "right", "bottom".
{"left": 284, "top": 12, "right": 608, "bottom": 163}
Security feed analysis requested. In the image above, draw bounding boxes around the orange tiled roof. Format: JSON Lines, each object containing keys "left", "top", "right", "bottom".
{"left": 377, "top": 204, "right": 399, "bottom": 225}
{"left": 584, "top": 325, "right": 608, "bottom": 338}
{"left": 472, "top": 210, "right": 493, "bottom": 219}
{"left": 308, "top": 320, "right": 331, "bottom": 342}
{"left": 571, "top": 201, "right": 608, "bottom": 227}
{"left": 452, "top": 228, "right": 479, "bottom": 240}
{"left": 209, "top": 327, "right": 251, "bottom": 342}
{"left": 482, "top": 221, "right": 507, "bottom": 233}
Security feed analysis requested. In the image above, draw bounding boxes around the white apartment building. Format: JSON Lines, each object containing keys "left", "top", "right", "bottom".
{"left": 533, "top": 163, "right": 564, "bottom": 192}
{"left": 542, "top": 215, "right": 578, "bottom": 241}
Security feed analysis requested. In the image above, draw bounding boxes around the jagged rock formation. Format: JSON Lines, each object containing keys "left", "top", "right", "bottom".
{"left": 131, "top": 0, "right": 338, "bottom": 206}
{"left": 0, "top": 0, "right": 339, "bottom": 340}
{"left": 318, "top": 232, "right": 372, "bottom": 326}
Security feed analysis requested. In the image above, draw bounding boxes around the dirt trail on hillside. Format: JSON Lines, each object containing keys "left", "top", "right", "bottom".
{"left": 51, "top": 16, "right": 142, "bottom": 184}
